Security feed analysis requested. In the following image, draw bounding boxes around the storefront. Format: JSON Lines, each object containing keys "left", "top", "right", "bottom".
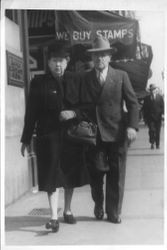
{"left": 5, "top": 10, "right": 32, "bottom": 205}
{"left": 4, "top": 10, "right": 152, "bottom": 205}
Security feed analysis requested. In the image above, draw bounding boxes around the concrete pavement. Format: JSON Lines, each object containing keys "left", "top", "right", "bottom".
{"left": 4, "top": 124, "right": 165, "bottom": 245}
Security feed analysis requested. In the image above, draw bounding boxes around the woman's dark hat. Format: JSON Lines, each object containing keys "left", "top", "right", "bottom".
{"left": 47, "top": 42, "right": 70, "bottom": 59}
{"left": 87, "top": 36, "right": 117, "bottom": 53}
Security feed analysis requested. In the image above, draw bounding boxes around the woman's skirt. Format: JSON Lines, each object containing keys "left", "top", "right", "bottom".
{"left": 36, "top": 132, "right": 65, "bottom": 192}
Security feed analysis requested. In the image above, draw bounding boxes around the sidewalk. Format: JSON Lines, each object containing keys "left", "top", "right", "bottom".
{"left": 5, "top": 125, "right": 164, "bottom": 245}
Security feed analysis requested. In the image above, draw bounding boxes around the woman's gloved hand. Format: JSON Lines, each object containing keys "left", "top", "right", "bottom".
{"left": 59, "top": 110, "right": 76, "bottom": 121}
{"left": 21, "top": 143, "right": 30, "bottom": 157}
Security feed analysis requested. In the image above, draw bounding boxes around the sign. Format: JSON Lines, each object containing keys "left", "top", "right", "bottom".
{"left": 54, "top": 11, "right": 138, "bottom": 46}
{"left": 55, "top": 22, "right": 137, "bottom": 45}
{"left": 6, "top": 50, "right": 24, "bottom": 87}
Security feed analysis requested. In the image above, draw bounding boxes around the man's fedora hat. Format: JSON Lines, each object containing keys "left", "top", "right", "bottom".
{"left": 149, "top": 84, "right": 157, "bottom": 91}
{"left": 87, "top": 36, "right": 116, "bottom": 53}
{"left": 48, "top": 42, "right": 70, "bottom": 59}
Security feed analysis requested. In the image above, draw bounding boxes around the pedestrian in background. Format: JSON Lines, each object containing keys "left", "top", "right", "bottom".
{"left": 80, "top": 36, "right": 139, "bottom": 223}
{"left": 21, "top": 43, "right": 89, "bottom": 232}
{"left": 143, "top": 83, "right": 164, "bottom": 149}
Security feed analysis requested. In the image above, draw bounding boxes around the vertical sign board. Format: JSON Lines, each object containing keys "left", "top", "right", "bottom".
{"left": 6, "top": 50, "right": 24, "bottom": 87}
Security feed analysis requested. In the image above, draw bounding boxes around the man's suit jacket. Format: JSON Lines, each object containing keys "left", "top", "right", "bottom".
{"left": 80, "top": 66, "right": 139, "bottom": 142}
{"left": 143, "top": 93, "right": 164, "bottom": 124}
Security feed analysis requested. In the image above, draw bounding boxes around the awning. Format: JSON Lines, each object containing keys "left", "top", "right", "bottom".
{"left": 55, "top": 11, "right": 139, "bottom": 46}
{"left": 27, "top": 10, "right": 152, "bottom": 97}
{"left": 28, "top": 10, "right": 140, "bottom": 59}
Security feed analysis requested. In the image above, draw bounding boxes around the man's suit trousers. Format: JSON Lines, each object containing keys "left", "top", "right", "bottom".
{"left": 86, "top": 139, "right": 128, "bottom": 219}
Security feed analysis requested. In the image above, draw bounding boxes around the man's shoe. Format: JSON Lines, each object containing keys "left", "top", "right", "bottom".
{"left": 107, "top": 215, "right": 121, "bottom": 224}
{"left": 45, "top": 219, "right": 59, "bottom": 232}
{"left": 94, "top": 205, "right": 104, "bottom": 220}
{"left": 63, "top": 213, "right": 76, "bottom": 224}
{"left": 151, "top": 144, "right": 154, "bottom": 149}
{"left": 156, "top": 145, "right": 160, "bottom": 149}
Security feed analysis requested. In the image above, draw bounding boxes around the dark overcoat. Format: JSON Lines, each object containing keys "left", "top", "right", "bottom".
{"left": 143, "top": 94, "right": 164, "bottom": 124}
{"left": 21, "top": 72, "right": 89, "bottom": 192}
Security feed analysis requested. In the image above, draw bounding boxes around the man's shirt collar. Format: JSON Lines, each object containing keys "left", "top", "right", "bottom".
{"left": 95, "top": 66, "right": 108, "bottom": 82}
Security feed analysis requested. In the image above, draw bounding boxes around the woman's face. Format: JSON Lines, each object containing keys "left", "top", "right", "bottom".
{"left": 48, "top": 57, "right": 69, "bottom": 77}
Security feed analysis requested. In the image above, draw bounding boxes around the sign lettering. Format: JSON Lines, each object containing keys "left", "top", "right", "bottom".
{"left": 55, "top": 28, "right": 134, "bottom": 43}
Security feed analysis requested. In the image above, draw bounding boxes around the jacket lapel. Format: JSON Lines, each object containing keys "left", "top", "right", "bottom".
{"left": 86, "top": 67, "right": 118, "bottom": 103}
{"left": 98, "top": 66, "right": 117, "bottom": 100}
{"left": 87, "top": 69, "right": 102, "bottom": 102}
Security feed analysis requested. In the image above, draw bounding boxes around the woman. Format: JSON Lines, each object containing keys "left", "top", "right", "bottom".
{"left": 21, "top": 43, "right": 89, "bottom": 232}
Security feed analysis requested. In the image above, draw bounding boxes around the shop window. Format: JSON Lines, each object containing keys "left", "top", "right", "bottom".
{"left": 5, "top": 9, "right": 18, "bottom": 24}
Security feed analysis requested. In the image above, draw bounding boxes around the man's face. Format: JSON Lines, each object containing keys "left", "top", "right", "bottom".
{"left": 91, "top": 51, "right": 111, "bottom": 71}
{"left": 48, "top": 57, "right": 69, "bottom": 77}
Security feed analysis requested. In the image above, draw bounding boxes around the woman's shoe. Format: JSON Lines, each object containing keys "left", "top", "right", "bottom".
{"left": 45, "top": 219, "right": 59, "bottom": 232}
{"left": 63, "top": 213, "right": 76, "bottom": 224}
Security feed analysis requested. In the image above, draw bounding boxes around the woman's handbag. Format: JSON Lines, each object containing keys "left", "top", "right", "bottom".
{"left": 67, "top": 121, "right": 97, "bottom": 145}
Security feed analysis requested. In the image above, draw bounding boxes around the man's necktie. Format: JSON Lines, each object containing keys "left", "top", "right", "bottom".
{"left": 151, "top": 93, "right": 156, "bottom": 100}
{"left": 97, "top": 71, "right": 105, "bottom": 86}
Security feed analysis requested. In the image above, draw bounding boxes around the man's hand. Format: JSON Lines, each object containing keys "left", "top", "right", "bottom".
{"left": 126, "top": 127, "right": 137, "bottom": 142}
{"left": 21, "top": 143, "right": 29, "bottom": 157}
{"left": 59, "top": 110, "right": 76, "bottom": 121}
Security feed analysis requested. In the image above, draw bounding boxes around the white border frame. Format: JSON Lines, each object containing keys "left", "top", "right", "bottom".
{"left": 1, "top": 1, "right": 167, "bottom": 250}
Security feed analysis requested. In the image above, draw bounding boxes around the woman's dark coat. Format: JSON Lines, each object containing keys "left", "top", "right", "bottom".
{"left": 21, "top": 72, "right": 89, "bottom": 192}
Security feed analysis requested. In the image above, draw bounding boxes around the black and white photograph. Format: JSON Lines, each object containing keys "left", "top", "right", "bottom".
{"left": 1, "top": 0, "right": 166, "bottom": 249}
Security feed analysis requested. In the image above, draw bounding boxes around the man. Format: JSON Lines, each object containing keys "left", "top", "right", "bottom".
{"left": 80, "top": 36, "right": 139, "bottom": 223}
{"left": 143, "top": 84, "right": 164, "bottom": 149}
